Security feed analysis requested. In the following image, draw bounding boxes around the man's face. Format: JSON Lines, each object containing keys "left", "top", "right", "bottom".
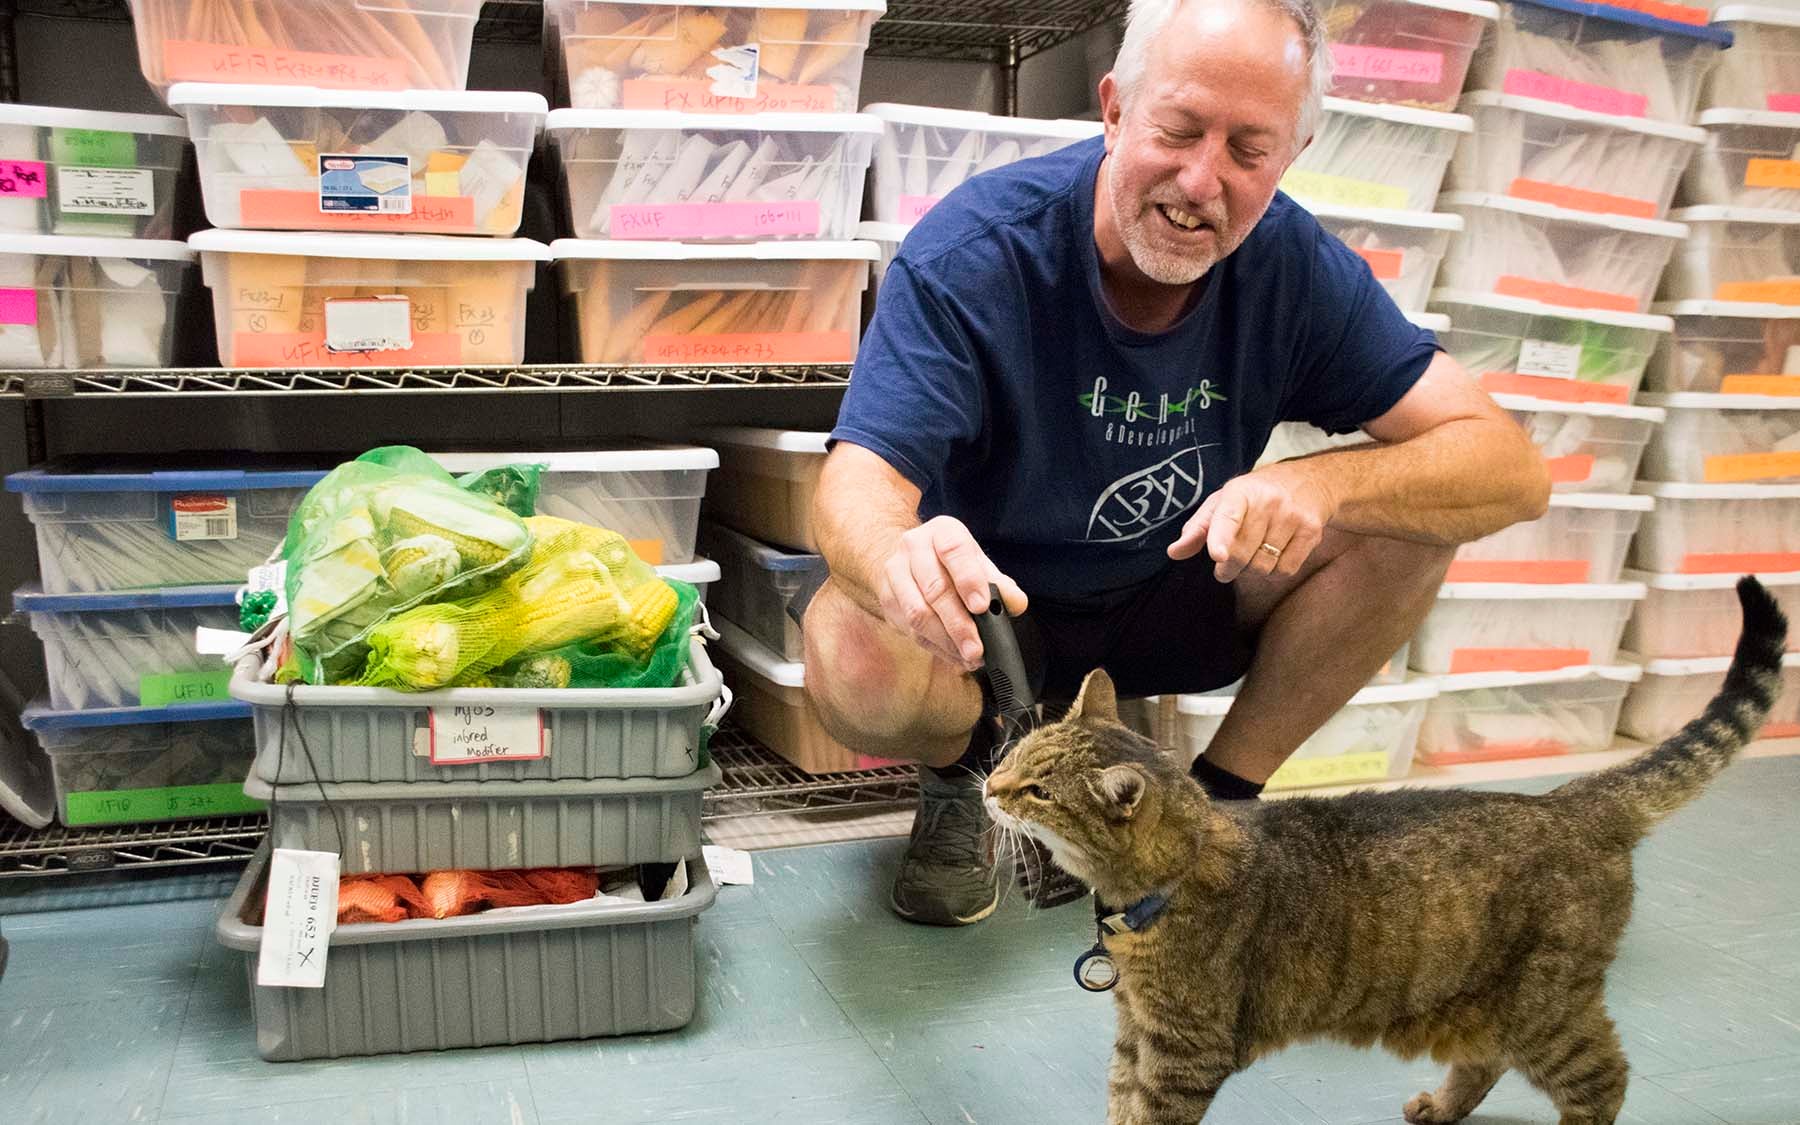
{"left": 1099, "top": 0, "right": 1311, "bottom": 286}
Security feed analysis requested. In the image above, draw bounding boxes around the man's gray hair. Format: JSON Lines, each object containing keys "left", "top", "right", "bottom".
{"left": 1110, "top": 0, "right": 1332, "bottom": 149}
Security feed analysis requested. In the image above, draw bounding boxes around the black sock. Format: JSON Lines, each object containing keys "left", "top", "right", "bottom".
{"left": 1191, "top": 756, "right": 1264, "bottom": 801}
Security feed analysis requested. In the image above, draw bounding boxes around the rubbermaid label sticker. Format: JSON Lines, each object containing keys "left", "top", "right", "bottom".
{"left": 319, "top": 153, "right": 412, "bottom": 214}
{"left": 170, "top": 495, "right": 238, "bottom": 542}
{"left": 0, "top": 159, "right": 47, "bottom": 199}
{"left": 707, "top": 42, "right": 760, "bottom": 100}
{"left": 1516, "top": 339, "right": 1582, "bottom": 381}
{"left": 324, "top": 296, "right": 413, "bottom": 353}
{"left": 57, "top": 167, "right": 156, "bottom": 215}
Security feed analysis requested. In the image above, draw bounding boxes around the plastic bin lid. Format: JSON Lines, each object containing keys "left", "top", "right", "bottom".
{"left": 1429, "top": 288, "right": 1674, "bottom": 331}
{"left": 188, "top": 229, "right": 553, "bottom": 262}
{"left": 1670, "top": 205, "right": 1800, "bottom": 227}
{"left": 1392, "top": 0, "right": 1500, "bottom": 17}
{"left": 1435, "top": 580, "right": 1648, "bottom": 599}
{"left": 656, "top": 557, "right": 720, "bottom": 586}
{"left": 1458, "top": 91, "right": 1706, "bottom": 142}
{"left": 550, "top": 238, "right": 878, "bottom": 262}
{"left": 1489, "top": 392, "right": 1667, "bottom": 422}
{"left": 1437, "top": 192, "right": 1689, "bottom": 238}
{"left": 0, "top": 234, "right": 194, "bottom": 262}
{"left": 1695, "top": 107, "right": 1800, "bottom": 130}
{"left": 698, "top": 426, "right": 830, "bottom": 453}
{"left": 1639, "top": 391, "right": 1800, "bottom": 410}
{"left": 1305, "top": 204, "right": 1464, "bottom": 230}
{"left": 0, "top": 102, "right": 185, "bottom": 136}
{"left": 0, "top": 719, "right": 53, "bottom": 830}
{"left": 1177, "top": 677, "right": 1437, "bottom": 714}
{"left": 547, "top": 108, "right": 880, "bottom": 134}
{"left": 5, "top": 464, "right": 327, "bottom": 493}
{"left": 427, "top": 446, "right": 720, "bottom": 472}
{"left": 1635, "top": 651, "right": 1800, "bottom": 675}
{"left": 1713, "top": 4, "right": 1800, "bottom": 28}
{"left": 1634, "top": 479, "right": 1800, "bottom": 498}
{"left": 1546, "top": 492, "right": 1654, "bottom": 511}
{"left": 1505, "top": 0, "right": 1732, "bottom": 44}
{"left": 20, "top": 699, "right": 251, "bottom": 730}
{"left": 699, "top": 519, "right": 824, "bottom": 571}
{"left": 862, "top": 103, "right": 1105, "bottom": 139}
{"left": 1320, "top": 95, "right": 1473, "bottom": 133}
{"left": 856, "top": 220, "right": 913, "bottom": 243}
{"left": 1621, "top": 567, "right": 1800, "bottom": 589}
{"left": 1653, "top": 299, "right": 1800, "bottom": 319}
{"left": 167, "top": 84, "right": 548, "bottom": 116}
{"left": 713, "top": 615, "right": 803, "bottom": 687}
{"left": 575, "top": 0, "right": 885, "bottom": 9}
{"left": 1406, "top": 310, "right": 1451, "bottom": 332}
{"left": 1433, "top": 661, "right": 1644, "bottom": 692}
{"left": 12, "top": 583, "right": 241, "bottom": 614}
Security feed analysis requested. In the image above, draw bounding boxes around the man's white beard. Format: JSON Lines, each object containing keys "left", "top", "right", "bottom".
{"left": 1109, "top": 156, "right": 1222, "bottom": 286}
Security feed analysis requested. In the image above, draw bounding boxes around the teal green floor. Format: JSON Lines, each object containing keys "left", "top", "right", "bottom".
{"left": 2, "top": 757, "right": 1798, "bottom": 1124}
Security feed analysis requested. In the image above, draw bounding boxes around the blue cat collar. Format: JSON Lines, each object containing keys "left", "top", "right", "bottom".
{"left": 1099, "top": 892, "right": 1170, "bottom": 935}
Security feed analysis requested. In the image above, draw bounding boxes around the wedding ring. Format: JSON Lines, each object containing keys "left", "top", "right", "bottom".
{"left": 1258, "top": 542, "right": 1282, "bottom": 561}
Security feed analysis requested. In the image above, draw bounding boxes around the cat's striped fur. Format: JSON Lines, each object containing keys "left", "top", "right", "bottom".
{"left": 984, "top": 577, "right": 1786, "bottom": 1125}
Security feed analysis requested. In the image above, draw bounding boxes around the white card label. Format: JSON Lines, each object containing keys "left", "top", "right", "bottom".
{"left": 1516, "top": 339, "right": 1582, "bottom": 381}
{"left": 58, "top": 166, "right": 156, "bottom": 215}
{"left": 707, "top": 42, "right": 760, "bottom": 99}
{"left": 170, "top": 495, "right": 238, "bottom": 541}
{"left": 428, "top": 705, "right": 546, "bottom": 764}
{"left": 194, "top": 625, "right": 252, "bottom": 656}
{"left": 257, "top": 847, "right": 339, "bottom": 989}
{"left": 324, "top": 295, "right": 412, "bottom": 354}
{"left": 702, "top": 845, "right": 754, "bottom": 886}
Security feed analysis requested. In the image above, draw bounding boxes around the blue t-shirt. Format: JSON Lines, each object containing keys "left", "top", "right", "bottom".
{"left": 831, "top": 135, "right": 1439, "bottom": 603}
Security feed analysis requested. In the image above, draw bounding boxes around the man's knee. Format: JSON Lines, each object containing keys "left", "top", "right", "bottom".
{"left": 1347, "top": 533, "right": 1455, "bottom": 592}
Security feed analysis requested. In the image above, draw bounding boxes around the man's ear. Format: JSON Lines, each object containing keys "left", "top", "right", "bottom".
{"left": 1098, "top": 764, "right": 1146, "bottom": 819}
{"left": 1070, "top": 668, "right": 1119, "bottom": 724}
{"left": 1099, "top": 72, "right": 1122, "bottom": 149}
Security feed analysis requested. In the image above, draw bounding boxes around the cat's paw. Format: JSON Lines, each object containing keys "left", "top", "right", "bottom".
{"left": 1403, "top": 1092, "right": 1460, "bottom": 1124}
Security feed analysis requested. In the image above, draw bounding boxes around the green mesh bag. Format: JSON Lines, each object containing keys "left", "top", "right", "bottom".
{"left": 458, "top": 582, "right": 701, "bottom": 690}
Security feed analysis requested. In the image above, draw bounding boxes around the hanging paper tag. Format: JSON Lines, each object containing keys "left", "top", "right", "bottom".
{"left": 427, "top": 705, "right": 546, "bottom": 764}
{"left": 707, "top": 42, "right": 760, "bottom": 100}
{"left": 319, "top": 154, "right": 412, "bottom": 214}
{"left": 170, "top": 495, "right": 238, "bottom": 542}
{"left": 195, "top": 625, "right": 253, "bottom": 656}
{"left": 257, "top": 848, "right": 339, "bottom": 989}
{"left": 702, "top": 845, "right": 755, "bottom": 886}
{"left": 1516, "top": 339, "right": 1582, "bottom": 381}
{"left": 0, "top": 159, "right": 48, "bottom": 199}
{"left": 324, "top": 295, "right": 412, "bottom": 353}
{"left": 660, "top": 859, "right": 690, "bottom": 902}
{"left": 57, "top": 167, "right": 156, "bottom": 215}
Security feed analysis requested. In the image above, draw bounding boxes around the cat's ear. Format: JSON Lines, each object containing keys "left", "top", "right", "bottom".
{"left": 1098, "top": 764, "right": 1145, "bottom": 818}
{"left": 1070, "top": 668, "right": 1118, "bottom": 724}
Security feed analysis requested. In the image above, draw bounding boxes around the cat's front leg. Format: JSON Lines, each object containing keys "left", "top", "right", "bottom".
{"left": 1111, "top": 1029, "right": 1233, "bottom": 1123}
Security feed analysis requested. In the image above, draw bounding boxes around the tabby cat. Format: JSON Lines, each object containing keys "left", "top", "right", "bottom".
{"left": 983, "top": 577, "right": 1786, "bottom": 1125}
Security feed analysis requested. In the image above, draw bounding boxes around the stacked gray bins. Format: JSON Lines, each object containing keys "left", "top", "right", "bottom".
{"left": 219, "top": 636, "right": 727, "bottom": 1059}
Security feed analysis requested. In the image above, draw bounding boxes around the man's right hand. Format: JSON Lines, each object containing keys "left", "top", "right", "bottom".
{"left": 876, "top": 515, "right": 1029, "bottom": 673}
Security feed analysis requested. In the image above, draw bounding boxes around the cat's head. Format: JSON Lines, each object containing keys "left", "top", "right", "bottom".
{"left": 984, "top": 669, "right": 1210, "bottom": 901}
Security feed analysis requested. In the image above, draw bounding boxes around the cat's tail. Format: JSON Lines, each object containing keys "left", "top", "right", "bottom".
{"left": 1564, "top": 576, "right": 1786, "bottom": 830}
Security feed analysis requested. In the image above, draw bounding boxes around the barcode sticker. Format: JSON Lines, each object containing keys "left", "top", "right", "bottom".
{"left": 1516, "top": 339, "right": 1582, "bottom": 381}
{"left": 319, "top": 153, "right": 411, "bottom": 215}
{"left": 170, "top": 495, "right": 238, "bottom": 542}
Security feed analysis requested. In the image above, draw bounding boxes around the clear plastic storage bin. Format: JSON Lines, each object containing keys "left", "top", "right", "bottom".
{"left": 1448, "top": 91, "right": 1703, "bottom": 220}
{"left": 697, "top": 520, "right": 823, "bottom": 661}
{"left": 124, "top": 0, "right": 486, "bottom": 95}
{"left": 429, "top": 447, "right": 718, "bottom": 565}
{"left": 1447, "top": 492, "right": 1650, "bottom": 583}
{"left": 1431, "top": 289, "right": 1672, "bottom": 402}
{"left": 0, "top": 235, "right": 194, "bottom": 368}
{"left": 20, "top": 701, "right": 261, "bottom": 827}
{"left": 712, "top": 617, "right": 896, "bottom": 773}
{"left": 1630, "top": 480, "right": 1800, "bottom": 572}
{"left": 555, "top": 239, "right": 872, "bottom": 364}
{"left": 1495, "top": 393, "right": 1665, "bottom": 492}
{"left": 1312, "top": 205, "right": 1460, "bottom": 311}
{"left": 1661, "top": 206, "right": 1800, "bottom": 304}
{"left": 695, "top": 427, "right": 826, "bottom": 551}
{"left": 13, "top": 584, "right": 240, "bottom": 711}
{"left": 1683, "top": 109, "right": 1800, "bottom": 211}
{"left": 5, "top": 464, "right": 325, "bottom": 593}
{"left": 1622, "top": 568, "right": 1800, "bottom": 659}
{"left": 1619, "top": 653, "right": 1800, "bottom": 741}
{"left": 1647, "top": 300, "right": 1800, "bottom": 394}
{"left": 0, "top": 104, "right": 188, "bottom": 238}
{"left": 864, "top": 104, "right": 1101, "bottom": 224}
{"left": 1416, "top": 663, "right": 1640, "bottom": 764}
{"left": 191, "top": 229, "right": 550, "bottom": 368}
{"left": 1320, "top": 0, "right": 1499, "bottom": 112}
{"left": 548, "top": 109, "right": 877, "bottom": 240}
{"left": 168, "top": 83, "right": 545, "bottom": 235}
{"left": 659, "top": 557, "right": 719, "bottom": 600}
{"left": 1176, "top": 678, "right": 1437, "bottom": 790}
{"left": 1705, "top": 6, "right": 1800, "bottom": 113}
{"left": 1411, "top": 580, "right": 1646, "bottom": 673}
{"left": 1465, "top": 0, "right": 1730, "bottom": 125}
{"left": 857, "top": 218, "right": 907, "bottom": 309}
{"left": 546, "top": 0, "right": 885, "bottom": 113}
{"left": 1638, "top": 391, "right": 1800, "bottom": 482}
{"left": 217, "top": 842, "right": 715, "bottom": 1061}
{"left": 1282, "top": 97, "right": 1471, "bottom": 211}
{"left": 1437, "top": 193, "right": 1687, "bottom": 314}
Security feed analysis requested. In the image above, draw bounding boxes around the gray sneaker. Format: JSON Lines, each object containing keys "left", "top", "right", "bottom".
{"left": 890, "top": 764, "right": 999, "bottom": 926}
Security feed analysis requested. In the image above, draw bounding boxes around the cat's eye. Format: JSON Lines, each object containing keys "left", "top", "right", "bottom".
{"left": 1025, "top": 784, "right": 1051, "bottom": 801}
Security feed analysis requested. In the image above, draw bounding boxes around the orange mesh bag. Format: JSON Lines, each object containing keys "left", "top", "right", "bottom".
{"left": 338, "top": 874, "right": 431, "bottom": 924}
{"left": 419, "top": 870, "right": 546, "bottom": 919}
{"left": 518, "top": 868, "right": 601, "bottom": 904}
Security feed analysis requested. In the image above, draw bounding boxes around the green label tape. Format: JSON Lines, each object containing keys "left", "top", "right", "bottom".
{"left": 64, "top": 783, "right": 264, "bottom": 827}
{"left": 50, "top": 128, "right": 138, "bottom": 168}
{"left": 139, "top": 669, "right": 233, "bottom": 707}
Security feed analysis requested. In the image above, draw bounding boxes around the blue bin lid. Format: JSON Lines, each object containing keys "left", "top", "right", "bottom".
{"left": 20, "top": 700, "right": 252, "bottom": 731}
{"left": 698, "top": 520, "right": 826, "bottom": 573}
{"left": 1508, "top": 0, "right": 1733, "bottom": 45}
{"left": 12, "top": 584, "right": 242, "bottom": 614}
{"left": 5, "top": 465, "right": 329, "bottom": 494}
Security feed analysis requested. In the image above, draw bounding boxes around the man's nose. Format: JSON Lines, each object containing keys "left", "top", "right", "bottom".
{"left": 1175, "top": 136, "right": 1229, "bottom": 207}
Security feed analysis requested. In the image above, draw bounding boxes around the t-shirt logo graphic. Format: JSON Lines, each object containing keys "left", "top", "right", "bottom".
{"left": 1086, "top": 445, "right": 1209, "bottom": 543}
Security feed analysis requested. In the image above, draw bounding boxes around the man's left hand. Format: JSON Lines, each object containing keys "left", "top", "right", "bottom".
{"left": 1167, "top": 461, "right": 1338, "bottom": 582}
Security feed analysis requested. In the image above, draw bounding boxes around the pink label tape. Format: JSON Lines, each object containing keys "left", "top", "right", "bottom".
{"left": 1330, "top": 43, "right": 1444, "bottom": 85}
{"left": 609, "top": 199, "right": 822, "bottom": 239}
{"left": 0, "top": 160, "right": 48, "bottom": 199}
{"left": 1768, "top": 93, "right": 1800, "bottom": 112}
{"left": 0, "top": 287, "right": 37, "bottom": 326}
{"left": 898, "top": 194, "right": 940, "bottom": 223}
{"left": 1502, "top": 69, "right": 1647, "bottom": 117}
